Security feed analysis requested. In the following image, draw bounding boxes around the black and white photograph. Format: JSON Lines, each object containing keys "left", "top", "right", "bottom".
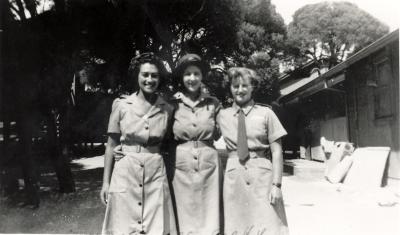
{"left": 0, "top": 0, "right": 399, "bottom": 234}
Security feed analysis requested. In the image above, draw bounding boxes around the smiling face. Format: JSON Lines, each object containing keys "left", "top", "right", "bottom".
{"left": 137, "top": 63, "right": 160, "bottom": 94}
{"left": 230, "top": 75, "right": 254, "bottom": 106}
{"left": 182, "top": 65, "right": 203, "bottom": 94}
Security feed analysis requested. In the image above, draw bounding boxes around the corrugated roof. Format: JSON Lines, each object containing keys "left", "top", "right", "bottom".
{"left": 279, "top": 29, "right": 399, "bottom": 103}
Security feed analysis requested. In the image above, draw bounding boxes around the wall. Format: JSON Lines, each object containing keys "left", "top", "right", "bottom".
{"left": 346, "top": 41, "right": 400, "bottom": 180}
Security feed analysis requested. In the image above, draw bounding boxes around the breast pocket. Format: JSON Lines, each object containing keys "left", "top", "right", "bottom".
{"left": 151, "top": 113, "right": 168, "bottom": 138}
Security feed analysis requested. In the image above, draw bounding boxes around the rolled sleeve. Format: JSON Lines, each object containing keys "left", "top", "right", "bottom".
{"left": 107, "top": 98, "right": 122, "bottom": 134}
{"left": 265, "top": 108, "right": 287, "bottom": 144}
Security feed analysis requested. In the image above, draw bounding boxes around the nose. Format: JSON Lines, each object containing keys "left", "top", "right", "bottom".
{"left": 145, "top": 74, "right": 155, "bottom": 81}
{"left": 189, "top": 73, "right": 196, "bottom": 80}
{"left": 237, "top": 85, "right": 245, "bottom": 93}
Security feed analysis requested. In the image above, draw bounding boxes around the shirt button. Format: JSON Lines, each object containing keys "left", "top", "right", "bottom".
{"left": 139, "top": 184, "right": 143, "bottom": 187}
{"left": 194, "top": 156, "right": 198, "bottom": 160}
{"left": 246, "top": 182, "right": 250, "bottom": 185}
{"left": 192, "top": 109, "right": 195, "bottom": 113}
{"left": 138, "top": 221, "right": 142, "bottom": 224}
{"left": 194, "top": 168, "right": 198, "bottom": 172}
{"left": 145, "top": 126, "right": 149, "bottom": 130}
{"left": 140, "top": 231, "right": 146, "bottom": 234}
{"left": 140, "top": 164, "right": 144, "bottom": 168}
{"left": 192, "top": 123, "right": 196, "bottom": 127}
{"left": 138, "top": 202, "right": 142, "bottom": 206}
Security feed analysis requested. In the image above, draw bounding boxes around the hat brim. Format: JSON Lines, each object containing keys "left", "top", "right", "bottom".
{"left": 173, "top": 60, "right": 210, "bottom": 79}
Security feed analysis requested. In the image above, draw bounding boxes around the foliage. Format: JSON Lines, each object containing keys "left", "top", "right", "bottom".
{"left": 286, "top": 1, "right": 390, "bottom": 68}
{"left": 247, "top": 52, "right": 281, "bottom": 104}
{"left": 231, "top": 0, "right": 286, "bottom": 103}
{"left": 4, "top": 0, "right": 286, "bottom": 102}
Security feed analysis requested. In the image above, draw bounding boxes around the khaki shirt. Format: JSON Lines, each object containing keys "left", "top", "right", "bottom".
{"left": 217, "top": 100, "right": 287, "bottom": 151}
{"left": 172, "top": 91, "right": 221, "bottom": 141}
{"left": 107, "top": 93, "right": 173, "bottom": 146}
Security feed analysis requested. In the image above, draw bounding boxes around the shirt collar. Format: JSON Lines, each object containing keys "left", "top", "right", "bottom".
{"left": 125, "top": 93, "right": 166, "bottom": 117}
{"left": 173, "top": 90, "right": 212, "bottom": 107}
{"left": 232, "top": 99, "right": 255, "bottom": 116}
{"left": 126, "top": 93, "right": 165, "bottom": 106}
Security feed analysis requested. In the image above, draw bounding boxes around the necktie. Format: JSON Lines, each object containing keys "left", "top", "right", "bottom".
{"left": 237, "top": 108, "right": 249, "bottom": 161}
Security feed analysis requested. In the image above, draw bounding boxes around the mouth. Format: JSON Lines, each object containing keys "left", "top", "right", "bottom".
{"left": 235, "top": 94, "right": 246, "bottom": 98}
{"left": 187, "top": 82, "right": 198, "bottom": 86}
{"left": 143, "top": 82, "right": 156, "bottom": 88}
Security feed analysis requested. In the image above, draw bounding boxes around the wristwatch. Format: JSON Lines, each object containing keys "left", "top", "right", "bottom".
{"left": 272, "top": 182, "right": 282, "bottom": 188}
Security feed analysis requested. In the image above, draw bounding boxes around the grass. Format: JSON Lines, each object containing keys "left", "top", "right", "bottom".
{"left": 0, "top": 161, "right": 105, "bottom": 233}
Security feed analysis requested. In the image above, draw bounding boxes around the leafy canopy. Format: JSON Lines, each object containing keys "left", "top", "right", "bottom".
{"left": 287, "top": 1, "right": 389, "bottom": 67}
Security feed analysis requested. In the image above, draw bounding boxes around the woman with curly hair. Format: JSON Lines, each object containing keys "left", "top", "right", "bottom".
{"left": 100, "top": 53, "right": 177, "bottom": 235}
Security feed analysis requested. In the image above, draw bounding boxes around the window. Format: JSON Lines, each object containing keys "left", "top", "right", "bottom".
{"left": 373, "top": 58, "right": 393, "bottom": 119}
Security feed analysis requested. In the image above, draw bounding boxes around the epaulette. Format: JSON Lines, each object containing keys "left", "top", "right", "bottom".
{"left": 118, "top": 94, "right": 129, "bottom": 99}
{"left": 172, "top": 92, "right": 183, "bottom": 100}
{"left": 256, "top": 102, "right": 272, "bottom": 109}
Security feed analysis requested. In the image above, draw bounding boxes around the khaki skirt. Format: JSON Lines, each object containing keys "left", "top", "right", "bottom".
{"left": 224, "top": 151, "right": 289, "bottom": 235}
{"left": 102, "top": 150, "right": 177, "bottom": 235}
{"left": 171, "top": 141, "right": 222, "bottom": 235}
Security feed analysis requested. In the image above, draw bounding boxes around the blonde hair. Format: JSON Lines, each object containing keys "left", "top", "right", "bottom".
{"left": 226, "top": 67, "right": 260, "bottom": 88}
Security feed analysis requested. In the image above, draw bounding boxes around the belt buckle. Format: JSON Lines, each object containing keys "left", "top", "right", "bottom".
{"left": 136, "top": 146, "right": 141, "bottom": 153}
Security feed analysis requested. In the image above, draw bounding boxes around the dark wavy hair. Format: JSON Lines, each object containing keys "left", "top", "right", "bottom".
{"left": 128, "top": 52, "right": 168, "bottom": 91}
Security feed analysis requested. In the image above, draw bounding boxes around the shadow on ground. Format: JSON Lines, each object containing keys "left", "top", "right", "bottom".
{"left": 0, "top": 163, "right": 105, "bottom": 234}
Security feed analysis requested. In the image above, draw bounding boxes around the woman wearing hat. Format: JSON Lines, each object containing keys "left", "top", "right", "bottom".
{"left": 170, "top": 53, "right": 222, "bottom": 234}
{"left": 100, "top": 53, "right": 177, "bottom": 235}
{"left": 217, "top": 67, "right": 289, "bottom": 235}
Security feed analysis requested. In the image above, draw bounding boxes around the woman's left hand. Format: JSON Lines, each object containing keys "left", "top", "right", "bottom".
{"left": 113, "top": 145, "right": 125, "bottom": 161}
{"left": 269, "top": 185, "right": 283, "bottom": 205}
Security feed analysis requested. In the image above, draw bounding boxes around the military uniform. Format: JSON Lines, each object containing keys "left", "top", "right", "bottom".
{"left": 217, "top": 100, "right": 289, "bottom": 235}
{"left": 170, "top": 91, "right": 222, "bottom": 235}
{"left": 102, "top": 94, "right": 177, "bottom": 235}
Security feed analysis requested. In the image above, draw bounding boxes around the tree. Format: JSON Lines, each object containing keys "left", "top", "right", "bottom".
{"left": 287, "top": 1, "right": 390, "bottom": 68}
{"left": 2, "top": 0, "right": 77, "bottom": 207}
{"left": 234, "top": 0, "right": 286, "bottom": 64}
{"left": 232, "top": 0, "right": 286, "bottom": 103}
{"left": 1, "top": 0, "right": 287, "bottom": 206}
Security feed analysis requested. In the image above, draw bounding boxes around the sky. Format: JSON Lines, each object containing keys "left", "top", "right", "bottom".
{"left": 273, "top": 0, "right": 400, "bottom": 31}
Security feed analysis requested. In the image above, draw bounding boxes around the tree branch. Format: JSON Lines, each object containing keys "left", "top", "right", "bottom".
{"left": 23, "top": 0, "right": 37, "bottom": 18}
{"left": 188, "top": 0, "right": 206, "bottom": 21}
{"left": 13, "top": 0, "right": 27, "bottom": 21}
{"left": 8, "top": 2, "right": 20, "bottom": 15}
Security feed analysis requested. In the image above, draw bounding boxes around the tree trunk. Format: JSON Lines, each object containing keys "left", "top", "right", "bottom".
{"left": 17, "top": 115, "right": 40, "bottom": 208}
{"left": 47, "top": 111, "right": 76, "bottom": 193}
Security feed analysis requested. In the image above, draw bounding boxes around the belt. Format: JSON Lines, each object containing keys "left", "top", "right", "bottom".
{"left": 228, "top": 149, "right": 270, "bottom": 159}
{"left": 122, "top": 145, "right": 160, "bottom": 153}
{"left": 177, "top": 140, "right": 214, "bottom": 148}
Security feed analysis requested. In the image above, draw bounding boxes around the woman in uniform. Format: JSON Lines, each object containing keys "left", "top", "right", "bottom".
{"left": 100, "top": 53, "right": 177, "bottom": 235}
{"left": 170, "top": 53, "right": 222, "bottom": 234}
{"left": 217, "top": 67, "right": 289, "bottom": 235}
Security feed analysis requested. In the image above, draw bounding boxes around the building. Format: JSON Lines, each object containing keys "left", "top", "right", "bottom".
{"left": 278, "top": 29, "right": 399, "bottom": 185}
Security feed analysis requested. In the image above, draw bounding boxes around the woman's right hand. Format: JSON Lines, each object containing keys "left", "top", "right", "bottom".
{"left": 100, "top": 184, "right": 110, "bottom": 205}
{"left": 113, "top": 145, "right": 125, "bottom": 161}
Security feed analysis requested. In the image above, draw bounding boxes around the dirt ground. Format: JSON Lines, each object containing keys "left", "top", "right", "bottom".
{"left": 1, "top": 155, "right": 399, "bottom": 235}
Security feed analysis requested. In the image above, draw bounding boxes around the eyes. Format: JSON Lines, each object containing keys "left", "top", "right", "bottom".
{"left": 140, "top": 72, "right": 159, "bottom": 79}
{"left": 231, "top": 84, "right": 251, "bottom": 90}
{"left": 183, "top": 71, "right": 201, "bottom": 77}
